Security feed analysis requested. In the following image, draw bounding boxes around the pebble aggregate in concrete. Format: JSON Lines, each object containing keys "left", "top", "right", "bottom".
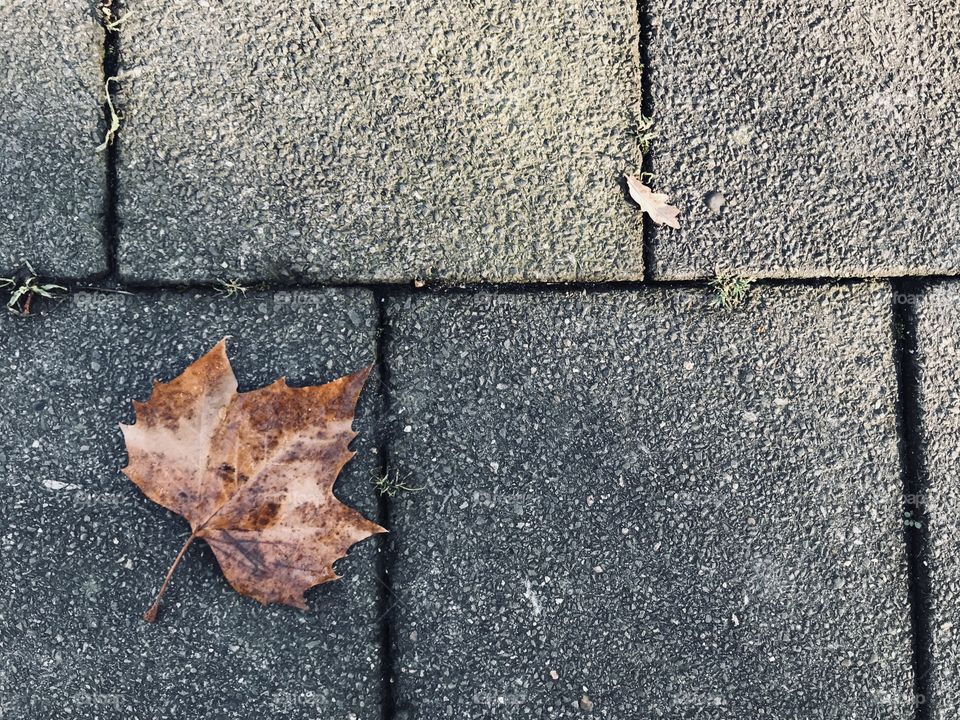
{"left": 0, "top": 2, "right": 107, "bottom": 278}
{"left": 646, "top": 0, "right": 960, "bottom": 279}
{"left": 385, "top": 285, "right": 913, "bottom": 718}
{"left": 116, "top": 0, "right": 642, "bottom": 283}
{"left": 0, "top": 289, "right": 383, "bottom": 719}
{"left": 914, "top": 283, "right": 960, "bottom": 718}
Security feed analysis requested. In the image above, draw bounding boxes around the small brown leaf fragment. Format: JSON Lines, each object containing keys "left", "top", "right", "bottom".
{"left": 120, "top": 338, "right": 385, "bottom": 623}
{"left": 626, "top": 174, "right": 681, "bottom": 229}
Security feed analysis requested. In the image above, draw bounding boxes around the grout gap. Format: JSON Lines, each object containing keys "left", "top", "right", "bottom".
{"left": 57, "top": 273, "right": 960, "bottom": 298}
{"left": 99, "top": 0, "right": 122, "bottom": 282}
{"left": 635, "top": 0, "right": 655, "bottom": 282}
{"left": 373, "top": 290, "right": 398, "bottom": 720}
{"left": 892, "top": 279, "right": 934, "bottom": 720}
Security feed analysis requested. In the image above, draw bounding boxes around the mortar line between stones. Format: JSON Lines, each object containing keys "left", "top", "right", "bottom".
{"left": 892, "top": 279, "right": 934, "bottom": 720}
{"left": 99, "top": 3, "right": 122, "bottom": 282}
{"left": 48, "top": 274, "right": 960, "bottom": 299}
{"left": 635, "top": 0, "right": 655, "bottom": 282}
{"left": 373, "top": 290, "right": 398, "bottom": 720}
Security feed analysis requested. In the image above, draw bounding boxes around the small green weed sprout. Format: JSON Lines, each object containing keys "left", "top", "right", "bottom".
{"left": 637, "top": 115, "right": 658, "bottom": 153}
{"left": 2, "top": 262, "right": 67, "bottom": 316}
{"left": 371, "top": 469, "right": 425, "bottom": 497}
{"left": 709, "top": 276, "right": 753, "bottom": 311}
{"left": 216, "top": 279, "right": 248, "bottom": 298}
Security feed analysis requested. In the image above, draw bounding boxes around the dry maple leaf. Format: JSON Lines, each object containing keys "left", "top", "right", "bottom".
{"left": 120, "top": 338, "right": 385, "bottom": 623}
{"left": 626, "top": 174, "right": 681, "bottom": 229}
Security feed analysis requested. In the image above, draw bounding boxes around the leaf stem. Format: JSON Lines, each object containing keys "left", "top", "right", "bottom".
{"left": 143, "top": 534, "right": 196, "bottom": 623}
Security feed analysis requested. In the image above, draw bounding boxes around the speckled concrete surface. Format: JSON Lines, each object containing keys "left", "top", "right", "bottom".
{"left": 115, "top": 0, "right": 641, "bottom": 284}
{"left": 0, "top": 290, "right": 383, "bottom": 719}
{"left": 384, "top": 285, "right": 913, "bottom": 718}
{"left": 646, "top": 0, "right": 960, "bottom": 279}
{"left": 0, "top": 1, "right": 107, "bottom": 279}
{"left": 914, "top": 283, "right": 960, "bottom": 718}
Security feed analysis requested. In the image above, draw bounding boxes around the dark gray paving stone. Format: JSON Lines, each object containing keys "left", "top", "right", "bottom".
{"left": 0, "top": 2, "right": 107, "bottom": 278}
{"left": 646, "top": 0, "right": 960, "bottom": 279}
{"left": 0, "top": 289, "right": 383, "bottom": 719}
{"left": 116, "top": 1, "right": 641, "bottom": 284}
{"left": 385, "top": 285, "right": 913, "bottom": 718}
{"left": 913, "top": 283, "right": 960, "bottom": 718}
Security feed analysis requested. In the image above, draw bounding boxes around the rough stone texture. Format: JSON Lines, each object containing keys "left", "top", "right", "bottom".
{"left": 0, "top": 290, "right": 383, "bottom": 719}
{"left": 914, "top": 283, "right": 960, "bottom": 718}
{"left": 0, "top": 1, "right": 107, "bottom": 278}
{"left": 385, "top": 285, "right": 913, "bottom": 718}
{"left": 646, "top": 0, "right": 960, "bottom": 279}
{"left": 116, "top": 1, "right": 641, "bottom": 284}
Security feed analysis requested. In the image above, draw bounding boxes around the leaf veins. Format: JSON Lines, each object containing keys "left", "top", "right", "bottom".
{"left": 120, "top": 338, "right": 385, "bottom": 623}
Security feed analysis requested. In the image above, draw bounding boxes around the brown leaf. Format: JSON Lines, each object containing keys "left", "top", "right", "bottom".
{"left": 626, "top": 174, "right": 681, "bottom": 229}
{"left": 120, "top": 338, "right": 385, "bottom": 622}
